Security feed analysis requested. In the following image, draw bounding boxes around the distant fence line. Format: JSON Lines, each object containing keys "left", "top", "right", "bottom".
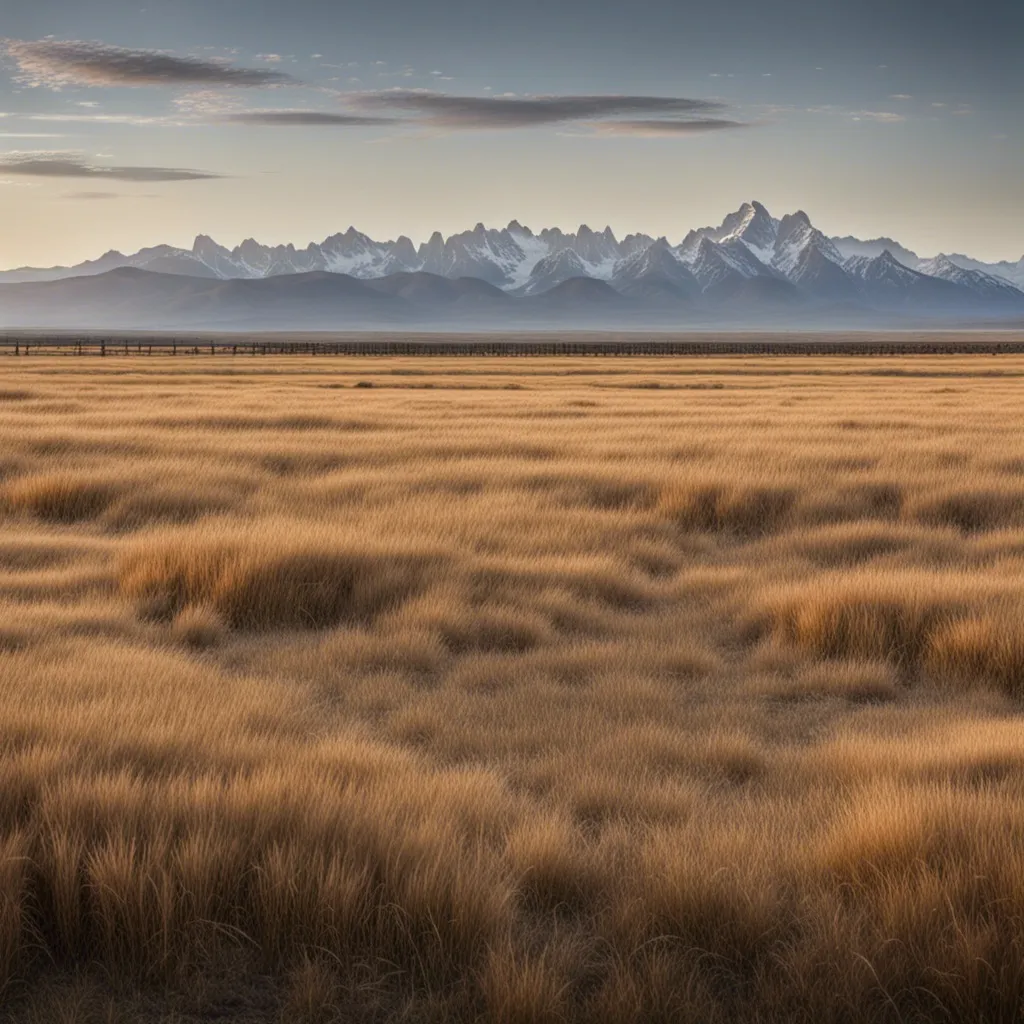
{"left": 3, "top": 336, "right": 1024, "bottom": 358}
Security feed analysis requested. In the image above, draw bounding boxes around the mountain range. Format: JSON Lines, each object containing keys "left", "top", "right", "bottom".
{"left": 1, "top": 201, "right": 1022, "bottom": 330}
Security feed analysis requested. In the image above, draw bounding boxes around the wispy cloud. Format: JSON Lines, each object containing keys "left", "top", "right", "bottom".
{"left": 221, "top": 110, "right": 397, "bottom": 127}
{"left": 345, "top": 90, "right": 735, "bottom": 131}
{"left": 0, "top": 151, "right": 222, "bottom": 181}
{"left": 62, "top": 190, "right": 125, "bottom": 199}
{"left": 850, "top": 110, "right": 905, "bottom": 123}
{"left": 585, "top": 118, "right": 744, "bottom": 137}
{"left": 3, "top": 39, "right": 296, "bottom": 89}
{"left": 23, "top": 112, "right": 183, "bottom": 126}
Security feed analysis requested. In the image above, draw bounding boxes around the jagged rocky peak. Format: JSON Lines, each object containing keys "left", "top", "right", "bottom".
{"left": 339, "top": 226, "right": 376, "bottom": 247}
{"left": 192, "top": 234, "right": 226, "bottom": 256}
{"left": 844, "top": 248, "right": 923, "bottom": 285}
{"left": 537, "top": 227, "right": 571, "bottom": 252}
{"left": 6, "top": 201, "right": 1023, "bottom": 305}
{"left": 921, "top": 254, "right": 958, "bottom": 274}
{"left": 237, "top": 238, "right": 267, "bottom": 261}
{"left": 614, "top": 237, "right": 697, "bottom": 285}
{"left": 677, "top": 229, "right": 705, "bottom": 260}
{"left": 718, "top": 200, "right": 778, "bottom": 254}
{"left": 573, "top": 224, "right": 619, "bottom": 265}
{"left": 393, "top": 235, "right": 418, "bottom": 262}
{"left": 620, "top": 232, "right": 654, "bottom": 256}
{"left": 417, "top": 231, "right": 446, "bottom": 259}
{"left": 772, "top": 211, "right": 843, "bottom": 275}
{"left": 775, "top": 210, "right": 812, "bottom": 240}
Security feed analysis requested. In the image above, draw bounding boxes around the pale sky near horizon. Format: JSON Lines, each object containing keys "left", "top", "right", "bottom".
{"left": 0, "top": 0, "right": 1021, "bottom": 269}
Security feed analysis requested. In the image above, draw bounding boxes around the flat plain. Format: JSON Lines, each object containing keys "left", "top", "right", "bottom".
{"left": 3, "top": 348, "right": 1024, "bottom": 1021}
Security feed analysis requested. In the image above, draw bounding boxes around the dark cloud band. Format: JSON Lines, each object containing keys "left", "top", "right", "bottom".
{"left": 347, "top": 90, "right": 730, "bottom": 129}
{"left": 3, "top": 39, "right": 295, "bottom": 88}
{"left": 222, "top": 111, "right": 396, "bottom": 127}
{"left": 0, "top": 153, "right": 221, "bottom": 182}
{"left": 588, "top": 118, "right": 745, "bottom": 136}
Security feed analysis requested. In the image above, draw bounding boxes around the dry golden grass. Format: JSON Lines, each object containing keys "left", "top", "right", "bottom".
{"left": 1, "top": 350, "right": 1024, "bottom": 1021}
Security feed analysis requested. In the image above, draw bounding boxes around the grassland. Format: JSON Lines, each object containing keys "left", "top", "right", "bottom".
{"left": 2, "top": 350, "right": 1024, "bottom": 1021}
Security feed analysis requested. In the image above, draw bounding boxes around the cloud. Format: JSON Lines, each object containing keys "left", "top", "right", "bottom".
{"left": 0, "top": 151, "right": 221, "bottom": 181}
{"left": 346, "top": 90, "right": 732, "bottom": 130}
{"left": 221, "top": 110, "right": 397, "bottom": 127}
{"left": 61, "top": 190, "right": 158, "bottom": 200}
{"left": 24, "top": 112, "right": 181, "bottom": 126}
{"left": 850, "top": 110, "right": 905, "bottom": 123}
{"left": 173, "top": 90, "right": 242, "bottom": 116}
{"left": 586, "top": 118, "right": 745, "bottom": 137}
{"left": 3, "top": 39, "right": 296, "bottom": 89}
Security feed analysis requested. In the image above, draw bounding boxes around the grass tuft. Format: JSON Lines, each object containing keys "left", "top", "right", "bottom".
{"left": 3, "top": 474, "right": 119, "bottom": 523}
{"left": 119, "top": 525, "right": 436, "bottom": 629}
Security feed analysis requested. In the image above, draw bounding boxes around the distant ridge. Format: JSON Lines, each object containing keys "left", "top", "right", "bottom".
{"left": 1, "top": 201, "right": 1022, "bottom": 330}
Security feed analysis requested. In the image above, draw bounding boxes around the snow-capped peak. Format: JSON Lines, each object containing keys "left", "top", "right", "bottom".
{"left": 771, "top": 212, "right": 843, "bottom": 276}
{"left": 918, "top": 254, "right": 1024, "bottom": 298}
{"left": 716, "top": 200, "right": 779, "bottom": 263}
{"left": 2, "top": 202, "right": 1020, "bottom": 314}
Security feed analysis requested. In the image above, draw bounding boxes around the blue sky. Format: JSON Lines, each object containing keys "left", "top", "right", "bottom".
{"left": 1, "top": 0, "right": 1021, "bottom": 268}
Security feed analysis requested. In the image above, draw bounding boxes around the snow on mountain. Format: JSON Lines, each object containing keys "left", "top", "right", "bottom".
{"left": 320, "top": 228, "right": 418, "bottom": 277}
{"left": 941, "top": 254, "right": 1024, "bottom": 290}
{"left": 917, "top": 255, "right": 1024, "bottom": 302}
{"left": 771, "top": 212, "right": 843, "bottom": 276}
{"left": 515, "top": 247, "right": 590, "bottom": 297}
{"left": 572, "top": 225, "right": 621, "bottom": 276}
{"left": 844, "top": 249, "right": 923, "bottom": 285}
{"left": 420, "top": 223, "right": 535, "bottom": 286}
{"left": 685, "top": 236, "right": 775, "bottom": 291}
{"left": 611, "top": 238, "right": 701, "bottom": 298}
{"left": 831, "top": 235, "right": 922, "bottom": 268}
{"left": 678, "top": 201, "right": 780, "bottom": 264}
{"left": 843, "top": 249, "right": 978, "bottom": 308}
{"left": 621, "top": 232, "right": 657, "bottom": 257}
{"left": 716, "top": 201, "right": 780, "bottom": 263}
{"left": 505, "top": 222, "right": 551, "bottom": 289}
{"left": 677, "top": 231, "right": 708, "bottom": 264}
{"left": 788, "top": 243, "right": 861, "bottom": 301}
{"left": 0, "top": 200, "right": 1019, "bottom": 319}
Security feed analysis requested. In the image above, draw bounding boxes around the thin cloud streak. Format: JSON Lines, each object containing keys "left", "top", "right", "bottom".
{"left": 222, "top": 110, "right": 397, "bottom": 127}
{"left": 587, "top": 118, "right": 745, "bottom": 136}
{"left": 346, "top": 90, "right": 732, "bottom": 129}
{"left": 0, "top": 152, "right": 222, "bottom": 182}
{"left": 25, "top": 112, "right": 184, "bottom": 126}
{"left": 850, "top": 110, "right": 905, "bottom": 123}
{"left": 3, "top": 39, "right": 296, "bottom": 89}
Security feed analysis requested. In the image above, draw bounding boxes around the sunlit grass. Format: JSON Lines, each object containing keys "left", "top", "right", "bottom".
{"left": 1, "top": 351, "right": 1024, "bottom": 1021}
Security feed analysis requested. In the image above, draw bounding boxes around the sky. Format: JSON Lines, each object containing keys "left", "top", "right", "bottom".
{"left": 0, "top": 0, "right": 1021, "bottom": 269}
